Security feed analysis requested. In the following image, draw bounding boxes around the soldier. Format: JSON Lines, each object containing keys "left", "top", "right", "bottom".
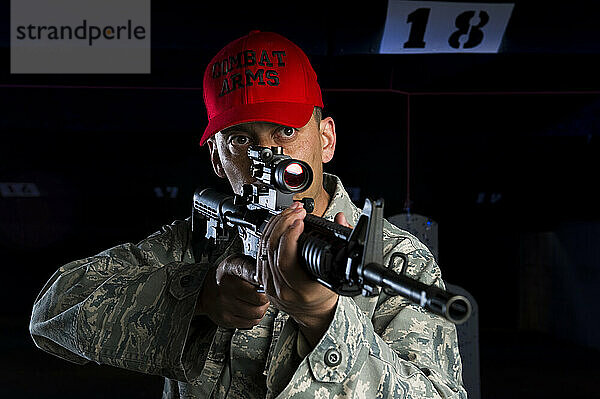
{"left": 30, "top": 31, "right": 467, "bottom": 398}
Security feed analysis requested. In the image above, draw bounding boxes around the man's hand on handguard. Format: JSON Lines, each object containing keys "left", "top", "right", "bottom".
{"left": 196, "top": 254, "right": 270, "bottom": 329}
{"left": 256, "top": 202, "right": 352, "bottom": 348}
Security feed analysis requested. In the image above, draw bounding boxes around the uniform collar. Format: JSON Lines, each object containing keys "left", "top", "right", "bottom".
{"left": 321, "top": 173, "right": 362, "bottom": 225}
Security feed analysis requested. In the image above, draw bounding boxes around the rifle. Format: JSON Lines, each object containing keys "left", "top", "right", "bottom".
{"left": 192, "top": 145, "right": 471, "bottom": 324}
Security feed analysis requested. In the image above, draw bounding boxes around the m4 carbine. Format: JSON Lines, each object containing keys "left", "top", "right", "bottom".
{"left": 192, "top": 145, "right": 471, "bottom": 324}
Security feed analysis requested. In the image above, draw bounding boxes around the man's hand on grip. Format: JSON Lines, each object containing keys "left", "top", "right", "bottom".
{"left": 196, "top": 254, "right": 270, "bottom": 329}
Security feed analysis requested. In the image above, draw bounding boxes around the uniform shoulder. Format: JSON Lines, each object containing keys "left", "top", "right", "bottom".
{"left": 383, "top": 218, "right": 432, "bottom": 255}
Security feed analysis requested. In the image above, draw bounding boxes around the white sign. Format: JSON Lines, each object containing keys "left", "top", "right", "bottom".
{"left": 380, "top": 1, "right": 514, "bottom": 53}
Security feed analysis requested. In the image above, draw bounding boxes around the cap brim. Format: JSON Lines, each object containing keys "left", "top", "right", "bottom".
{"left": 199, "top": 102, "right": 315, "bottom": 146}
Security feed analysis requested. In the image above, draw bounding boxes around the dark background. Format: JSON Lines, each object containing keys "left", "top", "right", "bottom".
{"left": 2, "top": 1, "right": 600, "bottom": 398}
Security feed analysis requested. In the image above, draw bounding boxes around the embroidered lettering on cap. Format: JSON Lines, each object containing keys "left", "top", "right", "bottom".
{"left": 220, "top": 70, "right": 279, "bottom": 96}
{"left": 212, "top": 50, "right": 286, "bottom": 78}
{"left": 258, "top": 50, "right": 272, "bottom": 67}
{"left": 215, "top": 49, "right": 286, "bottom": 97}
{"left": 245, "top": 69, "right": 266, "bottom": 86}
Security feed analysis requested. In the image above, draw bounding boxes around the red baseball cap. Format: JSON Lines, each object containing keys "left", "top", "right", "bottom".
{"left": 200, "top": 31, "right": 324, "bottom": 146}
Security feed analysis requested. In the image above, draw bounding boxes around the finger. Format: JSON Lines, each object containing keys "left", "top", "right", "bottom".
{"left": 231, "top": 300, "right": 270, "bottom": 320}
{"left": 235, "top": 282, "right": 270, "bottom": 306}
{"left": 276, "top": 217, "right": 307, "bottom": 288}
{"left": 260, "top": 202, "right": 302, "bottom": 294}
{"left": 267, "top": 207, "right": 306, "bottom": 296}
{"left": 266, "top": 206, "right": 306, "bottom": 256}
{"left": 334, "top": 212, "right": 353, "bottom": 228}
{"left": 218, "top": 274, "right": 269, "bottom": 306}
{"left": 233, "top": 254, "right": 258, "bottom": 284}
{"left": 261, "top": 202, "right": 301, "bottom": 248}
{"left": 217, "top": 254, "right": 257, "bottom": 285}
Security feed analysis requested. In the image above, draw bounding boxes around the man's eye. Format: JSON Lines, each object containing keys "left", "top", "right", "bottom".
{"left": 231, "top": 135, "right": 250, "bottom": 145}
{"left": 277, "top": 126, "right": 297, "bottom": 138}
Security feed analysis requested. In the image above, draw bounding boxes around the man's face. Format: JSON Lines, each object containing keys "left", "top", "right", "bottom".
{"left": 207, "top": 112, "right": 336, "bottom": 207}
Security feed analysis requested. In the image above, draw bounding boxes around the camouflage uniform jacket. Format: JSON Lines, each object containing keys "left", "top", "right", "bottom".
{"left": 30, "top": 174, "right": 467, "bottom": 398}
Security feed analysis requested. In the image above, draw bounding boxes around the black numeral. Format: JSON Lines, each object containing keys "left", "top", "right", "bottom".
{"left": 404, "top": 8, "right": 431, "bottom": 48}
{"left": 448, "top": 10, "right": 489, "bottom": 49}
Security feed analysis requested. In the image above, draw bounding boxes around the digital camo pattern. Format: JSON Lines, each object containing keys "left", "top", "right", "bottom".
{"left": 30, "top": 174, "right": 467, "bottom": 398}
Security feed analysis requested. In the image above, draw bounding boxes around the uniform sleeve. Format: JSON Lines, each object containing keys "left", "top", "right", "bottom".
{"left": 273, "top": 225, "right": 467, "bottom": 398}
{"left": 29, "top": 219, "right": 218, "bottom": 381}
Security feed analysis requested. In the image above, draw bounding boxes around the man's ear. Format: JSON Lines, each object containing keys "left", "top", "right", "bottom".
{"left": 320, "top": 116, "right": 336, "bottom": 163}
{"left": 206, "top": 138, "right": 226, "bottom": 178}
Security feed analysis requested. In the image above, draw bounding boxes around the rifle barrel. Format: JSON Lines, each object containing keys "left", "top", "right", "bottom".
{"left": 361, "top": 262, "right": 472, "bottom": 324}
